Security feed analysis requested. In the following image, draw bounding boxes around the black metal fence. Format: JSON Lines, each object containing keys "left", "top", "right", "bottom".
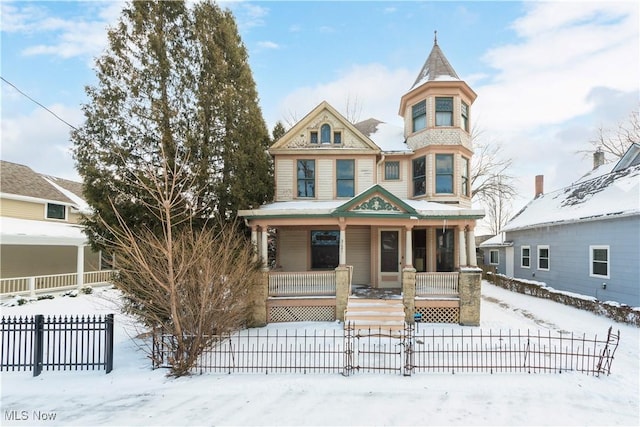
{"left": 153, "top": 324, "right": 619, "bottom": 377}
{"left": 1, "top": 314, "right": 114, "bottom": 376}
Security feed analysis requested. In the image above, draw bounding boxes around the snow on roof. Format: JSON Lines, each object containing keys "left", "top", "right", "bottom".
{"left": 0, "top": 217, "right": 88, "bottom": 246}
{"left": 503, "top": 163, "right": 640, "bottom": 232}
{"left": 367, "top": 122, "right": 411, "bottom": 153}
{"left": 479, "top": 233, "right": 513, "bottom": 248}
{"left": 42, "top": 177, "right": 92, "bottom": 214}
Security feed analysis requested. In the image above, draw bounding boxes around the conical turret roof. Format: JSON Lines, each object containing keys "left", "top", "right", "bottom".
{"left": 410, "top": 32, "right": 459, "bottom": 89}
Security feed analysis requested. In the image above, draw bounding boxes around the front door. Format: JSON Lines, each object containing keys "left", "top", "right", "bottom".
{"left": 379, "top": 229, "right": 401, "bottom": 288}
{"left": 436, "top": 228, "right": 454, "bottom": 272}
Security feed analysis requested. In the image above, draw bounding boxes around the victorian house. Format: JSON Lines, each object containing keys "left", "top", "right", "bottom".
{"left": 239, "top": 37, "right": 484, "bottom": 327}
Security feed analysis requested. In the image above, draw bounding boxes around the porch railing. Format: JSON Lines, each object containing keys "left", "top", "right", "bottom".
{"left": 0, "top": 270, "right": 116, "bottom": 296}
{"left": 269, "top": 271, "right": 336, "bottom": 297}
{"left": 415, "top": 272, "right": 459, "bottom": 296}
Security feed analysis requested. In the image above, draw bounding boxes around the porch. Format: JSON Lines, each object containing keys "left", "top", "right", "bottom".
{"left": 261, "top": 269, "right": 477, "bottom": 325}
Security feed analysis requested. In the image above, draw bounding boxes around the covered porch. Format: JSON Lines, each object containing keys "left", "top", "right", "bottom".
{"left": 239, "top": 186, "right": 484, "bottom": 326}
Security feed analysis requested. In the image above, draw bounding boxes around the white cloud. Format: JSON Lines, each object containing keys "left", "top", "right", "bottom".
{"left": 278, "top": 63, "right": 413, "bottom": 126}
{"left": 1, "top": 104, "right": 82, "bottom": 181}
{"left": 257, "top": 41, "right": 280, "bottom": 50}
{"left": 3, "top": 1, "right": 123, "bottom": 61}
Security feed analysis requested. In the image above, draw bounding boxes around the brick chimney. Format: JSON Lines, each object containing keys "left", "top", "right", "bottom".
{"left": 593, "top": 150, "right": 605, "bottom": 170}
{"left": 535, "top": 175, "right": 544, "bottom": 198}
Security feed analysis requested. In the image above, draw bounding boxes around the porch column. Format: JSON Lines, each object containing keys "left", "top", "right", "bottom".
{"left": 76, "top": 245, "right": 85, "bottom": 289}
{"left": 250, "top": 225, "right": 258, "bottom": 262}
{"left": 339, "top": 222, "right": 347, "bottom": 266}
{"left": 260, "top": 226, "right": 269, "bottom": 269}
{"left": 405, "top": 225, "right": 413, "bottom": 268}
{"left": 466, "top": 228, "right": 477, "bottom": 267}
{"left": 458, "top": 226, "right": 467, "bottom": 267}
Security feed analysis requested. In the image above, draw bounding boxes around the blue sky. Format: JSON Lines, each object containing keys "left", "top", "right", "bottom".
{"left": 1, "top": 1, "right": 639, "bottom": 221}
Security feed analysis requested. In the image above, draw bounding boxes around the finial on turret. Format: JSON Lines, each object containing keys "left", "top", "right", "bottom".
{"left": 434, "top": 30, "right": 438, "bottom": 45}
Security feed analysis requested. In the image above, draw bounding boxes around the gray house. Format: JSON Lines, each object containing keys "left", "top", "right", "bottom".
{"left": 482, "top": 144, "right": 640, "bottom": 307}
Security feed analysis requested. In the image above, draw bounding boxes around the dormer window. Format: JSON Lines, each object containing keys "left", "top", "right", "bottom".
{"left": 321, "top": 124, "right": 331, "bottom": 143}
{"left": 412, "top": 100, "right": 426, "bottom": 132}
{"left": 435, "top": 97, "right": 453, "bottom": 127}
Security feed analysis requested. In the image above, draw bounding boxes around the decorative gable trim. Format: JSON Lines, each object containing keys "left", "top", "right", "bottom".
{"left": 334, "top": 185, "right": 416, "bottom": 216}
{"left": 270, "top": 101, "right": 381, "bottom": 153}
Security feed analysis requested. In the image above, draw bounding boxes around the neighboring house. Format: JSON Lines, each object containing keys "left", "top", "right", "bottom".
{"left": 479, "top": 233, "right": 512, "bottom": 276}
{"left": 239, "top": 37, "right": 485, "bottom": 325}
{"left": 0, "top": 160, "right": 106, "bottom": 293}
{"left": 482, "top": 145, "right": 640, "bottom": 307}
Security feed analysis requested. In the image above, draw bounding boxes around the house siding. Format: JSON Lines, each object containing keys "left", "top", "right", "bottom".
{"left": 356, "top": 158, "right": 375, "bottom": 194}
{"left": 346, "top": 227, "right": 371, "bottom": 285}
{"left": 483, "top": 247, "right": 507, "bottom": 275}
{"left": 275, "top": 158, "right": 294, "bottom": 201}
{"left": 0, "top": 245, "right": 100, "bottom": 279}
{"left": 317, "top": 159, "right": 334, "bottom": 199}
{"left": 277, "top": 228, "right": 308, "bottom": 271}
{"left": 507, "top": 216, "right": 640, "bottom": 307}
{"left": 0, "top": 199, "right": 44, "bottom": 221}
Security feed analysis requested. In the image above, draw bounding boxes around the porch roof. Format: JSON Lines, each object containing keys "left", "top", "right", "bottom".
{"left": 238, "top": 199, "right": 484, "bottom": 220}
{"left": 0, "top": 217, "right": 87, "bottom": 246}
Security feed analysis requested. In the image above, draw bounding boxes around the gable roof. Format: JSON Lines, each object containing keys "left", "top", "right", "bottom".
{"left": 334, "top": 185, "right": 417, "bottom": 216}
{"left": 0, "top": 160, "right": 80, "bottom": 205}
{"left": 270, "top": 101, "right": 380, "bottom": 153}
{"left": 503, "top": 163, "right": 640, "bottom": 232}
{"left": 411, "top": 38, "right": 460, "bottom": 90}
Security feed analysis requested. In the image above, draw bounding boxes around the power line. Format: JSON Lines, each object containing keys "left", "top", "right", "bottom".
{"left": 1, "top": 76, "right": 79, "bottom": 131}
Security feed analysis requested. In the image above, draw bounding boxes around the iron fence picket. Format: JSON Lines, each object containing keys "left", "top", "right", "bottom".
{"left": 1, "top": 314, "right": 114, "bottom": 376}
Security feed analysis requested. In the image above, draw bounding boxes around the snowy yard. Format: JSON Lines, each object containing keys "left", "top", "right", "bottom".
{"left": 1, "top": 282, "right": 638, "bottom": 426}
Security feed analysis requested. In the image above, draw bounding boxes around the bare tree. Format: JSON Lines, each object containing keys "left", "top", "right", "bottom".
{"left": 470, "top": 125, "right": 517, "bottom": 234}
{"left": 102, "top": 147, "right": 261, "bottom": 377}
{"left": 579, "top": 109, "right": 639, "bottom": 161}
{"left": 344, "top": 93, "right": 363, "bottom": 124}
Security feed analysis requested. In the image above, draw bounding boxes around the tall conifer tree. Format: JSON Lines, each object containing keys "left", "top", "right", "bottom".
{"left": 72, "top": 0, "right": 273, "bottom": 248}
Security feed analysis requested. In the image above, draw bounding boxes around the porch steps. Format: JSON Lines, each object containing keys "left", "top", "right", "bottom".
{"left": 344, "top": 298, "right": 406, "bottom": 332}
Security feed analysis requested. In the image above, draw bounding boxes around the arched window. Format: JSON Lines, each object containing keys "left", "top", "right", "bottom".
{"left": 320, "top": 124, "right": 331, "bottom": 143}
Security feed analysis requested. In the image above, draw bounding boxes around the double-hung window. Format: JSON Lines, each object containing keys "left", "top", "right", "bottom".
{"left": 489, "top": 250, "right": 499, "bottom": 265}
{"left": 435, "top": 97, "right": 453, "bottom": 126}
{"left": 461, "top": 157, "right": 469, "bottom": 196}
{"left": 297, "top": 160, "right": 315, "bottom": 198}
{"left": 521, "top": 246, "right": 531, "bottom": 268}
{"left": 412, "top": 156, "right": 426, "bottom": 196}
{"left": 590, "top": 246, "right": 609, "bottom": 278}
{"left": 538, "top": 245, "right": 550, "bottom": 271}
{"left": 46, "top": 203, "right": 66, "bottom": 220}
{"left": 336, "top": 159, "right": 355, "bottom": 198}
{"left": 412, "top": 100, "right": 426, "bottom": 132}
{"left": 461, "top": 102, "right": 469, "bottom": 132}
{"left": 435, "top": 154, "right": 454, "bottom": 193}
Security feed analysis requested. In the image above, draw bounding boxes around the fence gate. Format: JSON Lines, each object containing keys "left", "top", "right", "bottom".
{"left": 343, "top": 324, "right": 412, "bottom": 376}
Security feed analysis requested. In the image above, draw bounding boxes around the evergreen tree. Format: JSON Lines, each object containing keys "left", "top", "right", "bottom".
{"left": 272, "top": 121, "right": 287, "bottom": 142}
{"left": 72, "top": 0, "right": 273, "bottom": 249}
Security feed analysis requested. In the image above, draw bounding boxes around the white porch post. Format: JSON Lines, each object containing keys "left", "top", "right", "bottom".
{"left": 459, "top": 226, "right": 468, "bottom": 266}
{"left": 405, "top": 226, "right": 413, "bottom": 268}
{"left": 466, "top": 228, "right": 477, "bottom": 267}
{"left": 76, "top": 245, "right": 85, "bottom": 289}
{"left": 260, "top": 226, "right": 269, "bottom": 269}
{"left": 339, "top": 223, "right": 347, "bottom": 266}
{"left": 251, "top": 226, "right": 258, "bottom": 262}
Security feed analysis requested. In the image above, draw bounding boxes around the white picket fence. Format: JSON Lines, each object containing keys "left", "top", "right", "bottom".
{"left": 1, "top": 270, "right": 116, "bottom": 297}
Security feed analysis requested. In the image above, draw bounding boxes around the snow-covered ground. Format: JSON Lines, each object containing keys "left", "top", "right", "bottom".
{"left": 1, "top": 282, "right": 638, "bottom": 426}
